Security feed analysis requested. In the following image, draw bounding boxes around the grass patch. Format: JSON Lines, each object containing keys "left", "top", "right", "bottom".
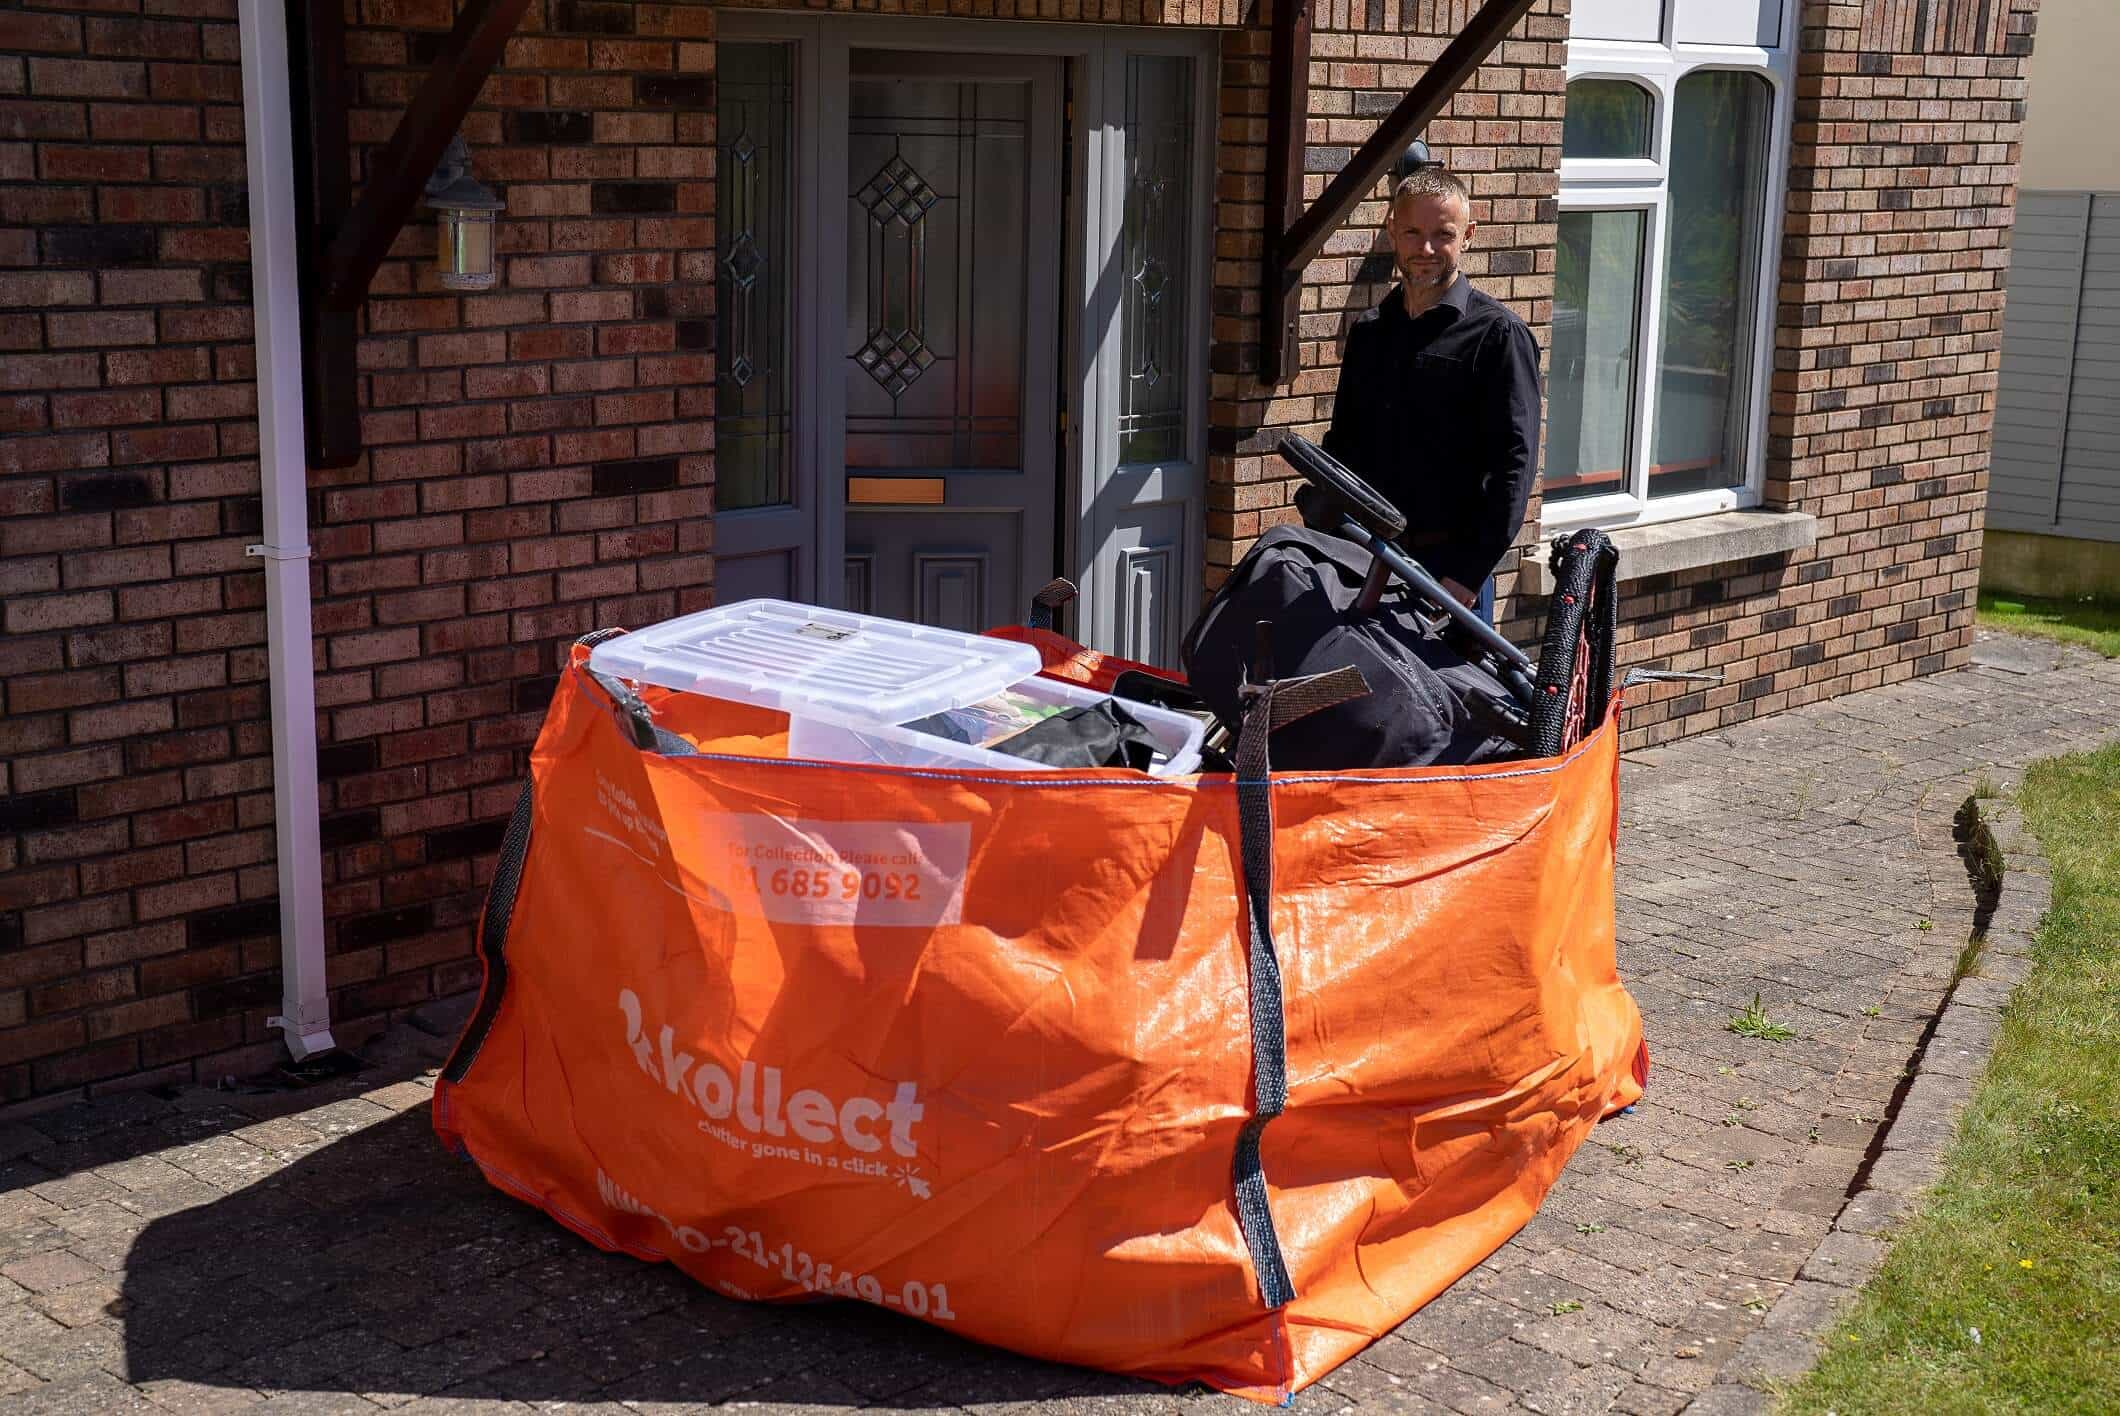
{"left": 1977, "top": 591, "right": 2120, "bottom": 658}
{"left": 1778, "top": 741, "right": 2120, "bottom": 1414}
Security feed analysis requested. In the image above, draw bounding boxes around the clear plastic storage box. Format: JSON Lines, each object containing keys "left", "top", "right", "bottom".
{"left": 586, "top": 600, "right": 1044, "bottom": 727}
{"left": 587, "top": 600, "right": 1204, "bottom": 776}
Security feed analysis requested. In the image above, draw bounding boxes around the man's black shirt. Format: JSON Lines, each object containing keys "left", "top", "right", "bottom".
{"left": 1322, "top": 276, "right": 1542, "bottom": 591}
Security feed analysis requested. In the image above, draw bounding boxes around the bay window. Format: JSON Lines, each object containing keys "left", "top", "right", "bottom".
{"left": 1545, "top": 1, "right": 1793, "bottom": 529}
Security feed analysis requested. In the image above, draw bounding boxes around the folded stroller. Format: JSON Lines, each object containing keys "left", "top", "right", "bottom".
{"left": 1181, "top": 435, "right": 1619, "bottom": 769}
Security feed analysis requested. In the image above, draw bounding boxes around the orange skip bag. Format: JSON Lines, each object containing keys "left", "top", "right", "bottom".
{"left": 434, "top": 633, "right": 1646, "bottom": 1402}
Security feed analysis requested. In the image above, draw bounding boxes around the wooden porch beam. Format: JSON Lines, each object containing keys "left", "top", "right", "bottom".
{"left": 1258, "top": 0, "right": 1311, "bottom": 386}
{"left": 1260, "top": 0, "right": 1540, "bottom": 383}
{"left": 287, "top": 0, "right": 356, "bottom": 467}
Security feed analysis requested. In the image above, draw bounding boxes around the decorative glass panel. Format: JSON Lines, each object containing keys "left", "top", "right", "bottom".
{"left": 1118, "top": 55, "right": 1192, "bottom": 466}
{"left": 845, "top": 76, "right": 1027, "bottom": 471}
{"left": 1547, "top": 209, "right": 1646, "bottom": 503}
{"left": 1651, "top": 72, "right": 1771, "bottom": 499}
{"left": 715, "top": 43, "right": 795, "bottom": 511}
{"left": 1563, "top": 80, "right": 1654, "bottom": 161}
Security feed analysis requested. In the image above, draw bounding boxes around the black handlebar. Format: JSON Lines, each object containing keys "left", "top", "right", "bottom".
{"left": 1276, "top": 434, "right": 1540, "bottom": 711}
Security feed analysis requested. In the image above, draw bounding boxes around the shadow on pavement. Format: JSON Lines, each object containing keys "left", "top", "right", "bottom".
{"left": 117, "top": 1101, "right": 1175, "bottom": 1408}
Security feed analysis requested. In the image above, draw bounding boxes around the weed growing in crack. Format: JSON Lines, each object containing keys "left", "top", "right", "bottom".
{"left": 1728, "top": 993, "right": 1797, "bottom": 1042}
{"left": 1726, "top": 1159, "right": 1754, "bottom": 1171}
{"left": 1575, "top": 1221, "right": 1607, "bottom": 1234}
{"left": 1862, "top": 1004, "right": 1882, "bottom": 1017}
{"left": 1550, "top": 1300, "right": 1584, "bottom": 1316}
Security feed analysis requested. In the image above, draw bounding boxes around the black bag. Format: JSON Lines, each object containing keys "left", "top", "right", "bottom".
{"left": 1180, "top": 526, "right": 1519, "bottom": 770}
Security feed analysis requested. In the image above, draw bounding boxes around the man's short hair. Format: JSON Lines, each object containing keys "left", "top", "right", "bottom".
{"left": 1391, "top": 166, "right": 1470, "bottom": 213}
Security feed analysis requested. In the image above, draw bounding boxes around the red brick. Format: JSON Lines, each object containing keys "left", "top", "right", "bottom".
{"left": 33, "top": 1038, "right": 139, "bottom": 1091}
{"left": 44, "top": 309, "right": 155, "bottom": 347}
{"left": 0, "top": 12, "right": 82, "bottom": 51}
{"left": 49, "top": 388, "right": 161, "bottom": 428}
{"left": 89, "top": 102, "right": 199, "bottom": 141}
{"left": 28, "top": 58, "right": 146, "bottom": 98}
{"left": 5, "top": 667, "right": 120, "bottom": 714}
{"left": 110, "top": 424, "right": 218, "bottom": 464}
{"left": 68, "top": 696, "right": 172, "bottom": 742}
{"left": 138, "top": 1015, "right": 241, "bottom": 1068}
{"left": 158, "top": 226, "right": 248, "bottom": 263}
{"left": 79, "top": 845, "right": 184, "bottom": 895}
{"left": 157, "top": 306, "right": 248, "bottom": 342}
{"left": 4, "top": 590, "right": 112, "bottom": 634}
{"left": 132, "top": 871, "right": 235, "bottom": 922}
{"left": 163, "top": 381, "right": 252, "bottom": 420}
{"left": 137, "top": 943, "right": 237, "bottom": 995}
{"left": 86, "top": 18, "right": 201, "bottom": 59}
{"left": 0, "top": 394, "right": 47, "bottom": 434}
{"left": 0, "top": 99, "right": 89, "bottom": 140}
{"left": 509, "top": 328, "right": 591, "bottom": 361}
{"left": 99, "top": 268, "right": 203, "bottom": 304}
{"left": 0, "top": 1018, "right": 87, "bottom": 1067}
{"left": 146, "top": 62, "right": 236, "bottom": 102}
{"left": 80, "top": 921, "right": 185, "bottom": 969}
{"left": 150, "top": 145, "right": 245, "bottom": 183}
{"left": 0, "top": 272, "right": 96, "bottom": 309}
{"left": 86, "top": 993, "right": 191, "bottom": 1041}
{"left": 0, "top": 353, "right": 99, "bottom": 391}
{"left": 30, "top": 967, "right": 135, "bottom": 1017}
{"left": 41, "top": 144, "right": 149, "bottom": 180}
{"left": 0, "top": 428, "right": 108, "bottom": 479}
{"left": 22, "top": 894, "right": 128, "bottom": 948}
{"left": 105, "top": 347, "right": 210, "bottom": 385}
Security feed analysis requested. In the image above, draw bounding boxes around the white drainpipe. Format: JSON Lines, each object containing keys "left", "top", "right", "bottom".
{"left": 238, "top": 0, "right": 335, "bottom": 1059}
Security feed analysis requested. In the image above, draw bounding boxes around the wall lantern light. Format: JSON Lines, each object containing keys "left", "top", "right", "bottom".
{"left": 1394, "top": 138, "right": 1438, "bottom": 186}
{"left": 423, "top": 133, "right": 505, "bottom": 291}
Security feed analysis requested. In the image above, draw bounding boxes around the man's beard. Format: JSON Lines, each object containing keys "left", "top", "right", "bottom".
{"left": 1400, "top": 262, "right": 1455, "bottom": 291}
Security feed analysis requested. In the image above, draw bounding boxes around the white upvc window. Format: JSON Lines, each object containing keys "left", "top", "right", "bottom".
{"left": 1542, "top": 0, "right": 1795, "bottom": 533}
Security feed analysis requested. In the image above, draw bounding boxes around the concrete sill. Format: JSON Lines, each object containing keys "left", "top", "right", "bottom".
{"left": 1522, "top": 509, "right": 1819, "bottom": 594}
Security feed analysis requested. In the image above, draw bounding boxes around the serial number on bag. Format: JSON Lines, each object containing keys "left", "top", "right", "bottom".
{"left": 719, "top": 1226, "right": 959, "bottom": 1319}
{"left": 747, "top": 866, "right": 925, "bottom": 903}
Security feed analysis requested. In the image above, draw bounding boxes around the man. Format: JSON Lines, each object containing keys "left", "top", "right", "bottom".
{"left": 1322, "top": 166, "right": 1541, "bottom": 625}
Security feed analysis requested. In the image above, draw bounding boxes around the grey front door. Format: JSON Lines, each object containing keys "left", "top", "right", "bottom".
{"left": 837, "top": 51, "right": 1063, "bottom": 633}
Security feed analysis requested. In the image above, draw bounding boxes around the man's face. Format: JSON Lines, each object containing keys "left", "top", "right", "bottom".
{"left": 1388, "top": 193, "right": 1474, "bottom": 291}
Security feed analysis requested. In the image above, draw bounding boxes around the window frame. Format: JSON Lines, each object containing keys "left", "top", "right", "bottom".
{"left": 1545, "top": 1, "right": 1797, "bottom": 535}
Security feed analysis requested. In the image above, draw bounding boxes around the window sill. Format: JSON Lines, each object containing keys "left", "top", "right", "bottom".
{"left": 1521, "top": 508, "right": 1817, "bottom": 593}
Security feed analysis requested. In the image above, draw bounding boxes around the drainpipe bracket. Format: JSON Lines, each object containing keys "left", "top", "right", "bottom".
{"left": 270, "top": 1014, "right": 339, "bottom": 1061}
{"left": 248, "top": 542, "right": 314, "bottom": 561}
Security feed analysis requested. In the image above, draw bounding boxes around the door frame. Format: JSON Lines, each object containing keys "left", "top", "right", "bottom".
{"left": 713, "top": 12, "right": 1217, "bottom": 640}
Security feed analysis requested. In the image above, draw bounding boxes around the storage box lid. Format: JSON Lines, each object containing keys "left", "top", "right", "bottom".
{"left": 586, "top": 600, "right": 1045, "bottom": 725}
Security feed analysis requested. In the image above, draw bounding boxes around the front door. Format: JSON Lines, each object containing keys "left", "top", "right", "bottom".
{"left": 713, "top": 18, "right": 1209, "bottom": 653}
{"left": 838, "top": 52, "right": 1062, "bottom": 632}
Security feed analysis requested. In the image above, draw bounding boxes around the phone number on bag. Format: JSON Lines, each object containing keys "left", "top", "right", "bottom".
{"left": 748, "top": 865, "right": 925, "bottom": 903}
{"left": 717, "top": 1225, "right": 959, "bottom": 1320}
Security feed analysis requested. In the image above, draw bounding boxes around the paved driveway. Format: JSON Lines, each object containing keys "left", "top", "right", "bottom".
{"left": 2, "top": 632, "right": 2116, "bottom": 1415}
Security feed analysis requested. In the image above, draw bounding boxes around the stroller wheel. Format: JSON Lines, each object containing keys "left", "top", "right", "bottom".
{"left": 1529, "top": 529, "right": 1619, "bottom": 757}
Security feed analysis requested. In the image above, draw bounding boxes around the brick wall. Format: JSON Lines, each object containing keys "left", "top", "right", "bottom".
{"left": 1607, "top": 0, "right": 2036, "bottom": 746}
{"left": 2, "top": 0, "right": 278, "bottom": 1098}
{"left": 0, "top": 0, "right": 726, "bottom": 1103}
{"left": 0, "top": 0, "right": 2039, "bottom": 1103}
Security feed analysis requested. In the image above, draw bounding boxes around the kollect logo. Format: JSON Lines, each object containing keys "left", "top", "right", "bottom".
{"left": 617, "top": 988, "right": 924, "bottom": 1158}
